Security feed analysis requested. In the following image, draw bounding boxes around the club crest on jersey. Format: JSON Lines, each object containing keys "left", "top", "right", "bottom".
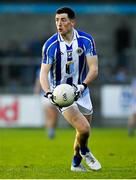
{"left": 76, "top": 47, "right": 83, "bottom": 56}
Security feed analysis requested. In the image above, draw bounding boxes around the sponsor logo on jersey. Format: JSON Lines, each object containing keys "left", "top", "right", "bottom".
{"left": 67, "top": 50, "right": 72, "bottom": 58}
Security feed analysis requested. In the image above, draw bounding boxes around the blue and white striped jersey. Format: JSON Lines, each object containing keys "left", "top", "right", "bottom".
{"left": 42, "top": 29, "right": 97, "bottom": 90}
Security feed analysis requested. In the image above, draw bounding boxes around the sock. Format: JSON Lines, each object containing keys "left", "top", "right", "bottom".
{"left": 48, "top": 128, "right": 55, "bottom": 138}
{"left": 128, "top": 127, "right": 135, "bottom": 137}
{"left": 72, "top": 155, "right": 82, "bottom": 167}
{"left": 80, "top": 146, "right": 90, "bottom": 155}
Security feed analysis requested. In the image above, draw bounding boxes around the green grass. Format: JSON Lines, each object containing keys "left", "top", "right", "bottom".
{"left": 0, "top": 127, "right": 136, "bottom": 179}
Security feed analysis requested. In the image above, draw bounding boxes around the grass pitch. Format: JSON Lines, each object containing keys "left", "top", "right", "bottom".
{"left": 0, "top": 127, "right": 136, "bottom": 179}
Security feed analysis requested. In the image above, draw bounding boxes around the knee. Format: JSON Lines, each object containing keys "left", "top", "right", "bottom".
{"left": 78, "top": 123, "right": 90, "bottom": 135}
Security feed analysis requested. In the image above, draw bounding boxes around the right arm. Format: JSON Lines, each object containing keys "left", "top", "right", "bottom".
{"left": 34, "top": 78, "right": 41, "bottom": 94}
{"left": 40, "top": 63, "right": 52, "bottom": 93}
{"left": 40, "top": 39, "right": 53, "bottom": 94}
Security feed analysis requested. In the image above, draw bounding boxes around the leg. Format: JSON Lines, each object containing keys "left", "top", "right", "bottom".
{"left": 82, "top": 114, "right": 101, "bottom": 170}
{"left": 63, "top": 106, "right": 101, "bottom": 171}
{"left": 63, "top": 106, "right": 90, "bottom": 151}
{"left": 73, "top": 115, "right": 92, "bottom": 157}
{"left": 128, "top": 113, "right": 136, "bottom": 136}
{"left": 44, "top": 105, "right": 58, "bottom": 138}
{"left": 63, "top": 105, "right": 90, "bottom": 171}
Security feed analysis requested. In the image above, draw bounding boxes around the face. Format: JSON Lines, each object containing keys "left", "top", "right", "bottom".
{"left": 55, "top": 13, "right": 75, "bottom": 35}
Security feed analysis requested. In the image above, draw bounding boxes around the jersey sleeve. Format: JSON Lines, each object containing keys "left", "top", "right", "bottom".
{"left": 42, "top": 42, "right": 54, "bottom": 64}
{"left": 84, "top": 36, "right": 97, "bottom": 56}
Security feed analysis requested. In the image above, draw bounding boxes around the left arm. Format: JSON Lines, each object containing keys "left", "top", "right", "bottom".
{"left": 83, "top": 55, "right": 98, "bottom": 85}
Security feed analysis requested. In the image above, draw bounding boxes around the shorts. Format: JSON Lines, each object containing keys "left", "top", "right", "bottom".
{"left": 61, "top": 91, "right": 93, "bottom": 115}
{"left": 40, "top": 96, "right": 52, "bottom": 106}
{"left": 42, "top": 91, "right": 93, "bottom": 116}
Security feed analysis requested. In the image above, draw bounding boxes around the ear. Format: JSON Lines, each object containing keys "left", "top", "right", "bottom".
{"left": 71, "top": 20, "right": 76, "bottom": 27}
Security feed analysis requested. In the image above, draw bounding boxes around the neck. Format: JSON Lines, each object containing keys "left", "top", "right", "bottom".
{"left": 62, "top": 29, "right": 74, "bottom": 43}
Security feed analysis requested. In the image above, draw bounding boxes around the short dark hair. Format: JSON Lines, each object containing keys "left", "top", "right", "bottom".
{"left": 56, "top": 7, "right": 75, "bottom": 19}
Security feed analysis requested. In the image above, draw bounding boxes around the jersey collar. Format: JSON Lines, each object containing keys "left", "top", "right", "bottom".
{"left": 58, "top": 28, "right": 79, "bottom": 42}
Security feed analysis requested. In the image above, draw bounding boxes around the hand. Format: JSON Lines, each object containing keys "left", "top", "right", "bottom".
{"left": 73, "top": 83, "right": 87, "bottom": 101}
{"left": 44, "top": 92, "right": 56, "bottom": 105}
{"left": 77, "top": 84, "right": 85, "bottom": 92}
{"left": 44, "top": 92, "right": 61, "bottom": 108}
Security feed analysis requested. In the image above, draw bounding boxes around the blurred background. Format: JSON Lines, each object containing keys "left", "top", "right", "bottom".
{"left": 0, "top": 0, "right": 136, "bottom": 128}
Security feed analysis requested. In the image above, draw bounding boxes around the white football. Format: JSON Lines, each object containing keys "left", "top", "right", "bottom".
{"left": 53, "top": 84, "right": 75, "bottom": 107}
